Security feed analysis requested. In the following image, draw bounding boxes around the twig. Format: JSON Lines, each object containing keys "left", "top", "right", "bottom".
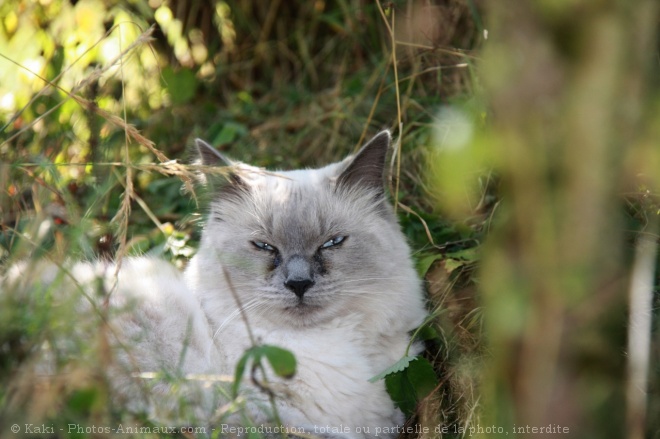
{"left": 221, "top": 266, "right": 257, "bottom": 346}
{"left": 376, "top": 1, "right": 404, "bottom": 214}
{"left": 626, "top": 216, "right": 659, "bottom": 439}
{"left": 355, "top": 62, "right": 391, "bottom": 151}
{"left": 393, "top": 40, "right": 477, "bottom": 59}
{"left": 112, "top": 168, "right": 165, "bottom": 233}
{"left": 109, "top": 26, "right": 135, "bottom": 301}
{"left": 220, "top": 266, "right": 285, "bottom": 433}
{"left": 397, "top": 201, "right": 438, "bottom": 248}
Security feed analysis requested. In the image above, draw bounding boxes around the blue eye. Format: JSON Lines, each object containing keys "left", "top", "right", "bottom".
{"left": 252, "top": 241, "right": 277, "bottom": 252}
{"left": 321, "top": 236, "right": 346, "bottom": 249}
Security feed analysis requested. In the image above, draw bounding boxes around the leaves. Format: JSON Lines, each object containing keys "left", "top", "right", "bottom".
{"left": 232, "top": 349, "right": 251, "bottom": 398}
{"left": 443, "top": 258, "right": 465, "bottom": 274}
{"left": 446, "top": 247, "right": 480, "bottom": 262}
{"left": 443, "top": 247, "right": 480, "bottom": 273}
{"left": 414, "top": 324, "right": 441, "bottom": 343}
{"left": 369, "top": 355, "right": 416, "bottom": 383}
{"left": 416, "top": 253, "right": 444, "bottom": 277}
{"left": 417, "top": 246, "right": 481, "bottom": 276}
{"left": 384, "top": 357, "right": 438, "bottom": 417}
{"left": 232, "top": 345, "right": 297, "bottom": 398}
{"left": 212, "top": 121, "right": 248, "bottom": 146}
{"left": 260, "top": 345, "right": 296, "bottom": 378}
{"left": 407, "top": 358, "right": 438, "bottom": 401}
{"left": 66, "top": 388, "right": 99, "bottom": 415}
{"left": 371, "top": 355, "right": 439, "bottom": 418}
{"left": 161, "top": 67, "right": 197, "bottom": 105}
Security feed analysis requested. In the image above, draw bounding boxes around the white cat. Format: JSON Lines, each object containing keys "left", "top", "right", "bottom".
{"left": 3, "top": 131, "right": 427, "bottom": 438}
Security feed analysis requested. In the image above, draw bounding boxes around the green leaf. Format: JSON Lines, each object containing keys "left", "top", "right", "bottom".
{"left": 260, "top": 345, "right": 296, "bottom": 378}
{"left": 416, "top": 253, "right": 444, "bottom": 277}
{"left": 385, "top": 370, "right": 417, "bottom": 417}
{"left": 369, "top": 355, "right": 416, "bottom": 383}
{"left": 414, "top": 325, "right": 440, "bottom": 342}
{"left": 67, "top": 388, "right": 98, "bottom": 414}
{"left": 443, "top": 258, "right": 465, "bottom": 273}
{"left": 382, "top": 356, "right": 439, "bottom": 417}
{"left": 446, "top": 247, "right": 479, "bottom": 262}
{"left": 407, "top": 357, "right": 438, "bottom": 400}
{"left": 440, "top": 246, "right": 480, "bottom": 274}
{"left": 232, "top": 347, "right": 255, "bottom": 398}
{"left": 162, "top": 67, "right": 197, "bottom": 105}
{"left": 232, "top": 345, "right": 296, "bottom": 397}
{"left": 212, "top": 121, "right": 248, "bottom": 146}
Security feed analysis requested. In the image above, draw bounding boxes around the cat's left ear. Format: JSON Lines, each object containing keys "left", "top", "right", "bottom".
{"left": 337, "top": 130, "right": 391, "bottom": 194}
{"left": 195, "top": 138, "right": 233, "bottom": 167}
{"left": 193, "top": 138, "right": 249, "bottom": 192}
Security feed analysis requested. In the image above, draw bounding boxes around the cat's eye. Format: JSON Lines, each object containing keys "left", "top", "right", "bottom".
{"left": 321, "top": 236, "right": 346, "bottom": 249}
{"left": 252, "top": 241, "right": 277, "bottom": 252}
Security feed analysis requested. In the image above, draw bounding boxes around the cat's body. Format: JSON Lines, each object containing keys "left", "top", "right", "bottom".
{"left": 3, "top": 131, "right": 427, "bottom": 438}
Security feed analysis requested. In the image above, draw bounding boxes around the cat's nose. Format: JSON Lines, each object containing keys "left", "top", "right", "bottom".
{"left": 284, "top": 255, "right": 314, "bottom": 298}
{"left": 285, "top": 278, "right": 315, "bottom": 298}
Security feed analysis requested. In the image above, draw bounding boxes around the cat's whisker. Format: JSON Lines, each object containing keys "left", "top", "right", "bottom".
{"left": 251, "top": 302, "right": 275, "bottom": 322}
{"left": 213, "top": 299, "right": 263, "bottom": 338}
{"left": 334, "top": 276, "right": 412, "bottom": 284}
{"left": 324, "top": 290, "right": 391, "bottom": 298}
{"left": 314, "top": 288, "right": 382, "bottom": 295}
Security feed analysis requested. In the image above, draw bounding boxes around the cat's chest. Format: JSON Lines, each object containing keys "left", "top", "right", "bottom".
{"left": 216, "top": 317, "right": 405, "bottom": 378}
{"left": 215, "top": 320, "right": 405, "bottom": 431}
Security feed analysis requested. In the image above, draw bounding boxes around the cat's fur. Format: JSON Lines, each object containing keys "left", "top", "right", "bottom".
{"left": 3, "top": 131, "right": 427, "bottom": 438}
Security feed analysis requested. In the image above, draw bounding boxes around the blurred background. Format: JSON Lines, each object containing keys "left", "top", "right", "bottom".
{"left": 0, "top": 0, "right": 659, "bottom": 438}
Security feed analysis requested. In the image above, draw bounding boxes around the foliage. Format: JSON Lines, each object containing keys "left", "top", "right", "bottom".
{"left": 233, "top": 345, "right": 297, "bottom": 398}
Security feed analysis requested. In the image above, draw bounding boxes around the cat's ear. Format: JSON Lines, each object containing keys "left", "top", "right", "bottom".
{"left": 195, "top": 138, "right": 233, "bottom": 167}
{"left": 193, "top": 138, "right": 248, "bottom": 193}
{"left": 337, "top": 130, "right": 390, "bottom": 193}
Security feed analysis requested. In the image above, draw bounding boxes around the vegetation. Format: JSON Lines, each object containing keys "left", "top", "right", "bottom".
{"left": 1, "top": 0, "right": 659, "bottom": 438}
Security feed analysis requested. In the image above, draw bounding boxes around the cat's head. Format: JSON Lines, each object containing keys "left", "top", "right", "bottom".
{"left": 191, "top": 132, "right": 422, "bottom": 329}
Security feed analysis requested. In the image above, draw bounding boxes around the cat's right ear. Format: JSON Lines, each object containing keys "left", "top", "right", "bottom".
{"left": 337, "top": 130, "right": 391, "bottom": 195}
{"left": 193, "top": 138, "right": 248, "bottom": 192}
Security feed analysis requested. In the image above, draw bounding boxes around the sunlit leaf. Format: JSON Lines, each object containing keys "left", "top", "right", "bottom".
{"left": 443, "top": 258, "right": 465, "bottom": 273}
{"left": 416, "top": 253, "right": 444, "bottom": 277}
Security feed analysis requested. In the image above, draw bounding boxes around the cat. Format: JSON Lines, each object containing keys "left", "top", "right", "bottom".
{"left": 2, "top": 131, "right": 427, "bottom": 438}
